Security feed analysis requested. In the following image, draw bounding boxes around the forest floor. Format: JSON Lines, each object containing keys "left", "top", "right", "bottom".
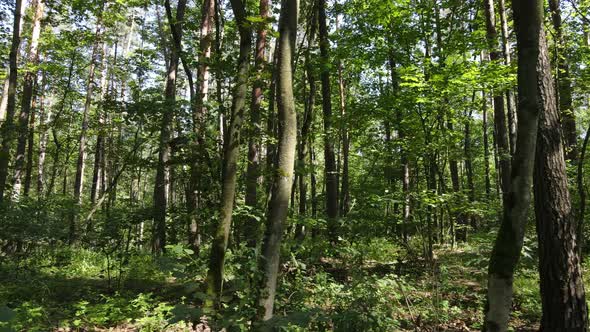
{"left": 0, "top": 232, "right": 552, "bottom": 331}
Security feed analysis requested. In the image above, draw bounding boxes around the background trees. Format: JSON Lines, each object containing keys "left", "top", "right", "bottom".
{"left": 0, "top": 0, "right": 589, "bottom": 330}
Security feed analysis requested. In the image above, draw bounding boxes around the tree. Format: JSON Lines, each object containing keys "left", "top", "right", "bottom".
{"left": 255, "top": 0, "right": 298, "bottom": 321}
{"left": 205, "top": 0, "right": 252, "bottom": 309}
{"left": 533, "top": 15, "right": 588, "bottom": 329}
{"left": 318, "top": 0, "right": 339, "bottom": 240}
{"left": 152, "top": 0, "right": 187, "bottom": 254}
{"left": 244, "top": 0, "right": 270, "bottom": 248}
{"left": 12, "top": 0, "right": 44, "bottom": 200}
{"left": 0, "top": 0, "right": 24, "bottom": 203}
{"left": 484, "top": 0, "right": 543, "bottom": 329}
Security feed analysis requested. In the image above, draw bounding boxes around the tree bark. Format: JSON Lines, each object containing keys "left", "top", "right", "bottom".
{"left": 255, "top": 0, "right": 298, "bottom": 321}
{"left": 318, "top": 0, "right": 339, "bottom": 240}
{"left": 0, "top": 0, "right": 24, "bottom": 203}
{"left": 482, "top": 90, "right": 492, "bottom": 199}
{"left": 533, "top": 19, "right": 588, "bottom": 328}
{"left": 484, "top": 1, "right": 544, "bottom": 329}
{"left": 37, "top": 82, "right": 49, "bottom": 196}
{"left": 205, "top": 0, "right": 252, "bottom": 309}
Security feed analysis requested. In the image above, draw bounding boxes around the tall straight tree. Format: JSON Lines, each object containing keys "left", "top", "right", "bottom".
{"left": 256, "top": 0, "right": 298, "bottom": 321}
{"left": 484, "top": 0, "right": 544, "bottom": 329}
{"left": 318, "top": 0, "right": 339, "bottom": 239}
{"left": 549, "top": 0, "right": 577, "bottom": 161}
{"left": 71, "top": 3, "right": 105, "bottom": 243}
{"left": 533, "top": 20, "right": 588, "bottom": 329}
{"left": 498, "top": 0, "right": 517, "bottom": 154}
{"left": 244, "top": 0, "right": 270, "bottom": 248}
{"left": 483, "top": 0, "right": 511, "bottom": 205}
{"left": 205, "top": 0, "right": 252, "bottom": 308}
{"left": 152, "top": 0, "right": 187, "bottom": 254}
{"left": 0, "top": 0, "right": 24, "bottom": 203}
{"left": 186, "top": 0, "right": 215, "bottom": 252}
{"left": 296, "top": 2, "right": 317, "bottom": 240}
{"left": 12, "top": 0, "right": 44, "bottom": 200}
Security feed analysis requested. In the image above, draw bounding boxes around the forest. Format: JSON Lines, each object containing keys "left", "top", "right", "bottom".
{"left": 0, "top": 0, "right": 589, "bottom": 330}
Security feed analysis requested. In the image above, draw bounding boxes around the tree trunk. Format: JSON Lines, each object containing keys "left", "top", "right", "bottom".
{"left": 152, "top": 0, "right": 186, "bottom": 254}
{"left": 295, "top": 5, "right": 317, "bottom": 241}
{"left": 187, "top": 0, "right": 215, "bottom": 253}
{"left": 255, "top": 0, "right": 298, "bottom": 321}
{"left": 465, "top": 109, "right": 476, "bottom": 230}
{"left": 448, "top": 119, "right": 466, "bottom": 242}
{"left": 91, "top": 42, "right": 109, "bottom": 206}
{"left": 318, "top": 0, "right": 339, "bottom": 240}
{"left": 23, "top": 93, "right": 37, "bottom": 197}
{"left": 0, "top": 0, "right": 24, "bottom": 203}
{"left": 483, "top": 0, "right": 511, "bottom": 207}
{"left": 205, "top": 0, "right": 252, "bottom": 309}
{"left": 498, "top": 0, "right": 517, "bottom": 155}
{"left": 482, "top": 90, "right": 492, "bottom": 199}
{"left": 533, "top": 20, "right": 588, "bottom": 328}
{"left": 484, "top": 1, "right": 544, "bottom": 329}
{"left": 244, "top": 0, "right": 269, "bottom": 248}
{"left": 37, "top": 83, "right": 49, "bottom": 196}
{"left": 549, "top": 0, "right": 577, "bottom": 161}
{"left": 71, "top": 8, "right": 104, "bottom": 243}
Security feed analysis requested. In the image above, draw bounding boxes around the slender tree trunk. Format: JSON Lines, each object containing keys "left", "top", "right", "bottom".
{"left": 23, "top": 94, "right": 37, "bottom": 197}
{"left": 448, "top": 119, "right": 466, "bottom": 241}
{"left": 255, "top": 0, "right": 298, "bottom": 321}
{"left": 578, "top": 122, "right": 590, "bottom": 256}
{"left": 37, "top": 84, "right": 49, "bottom": 196}
{"left": 17, "top": 0, "right": 44, "bottom": 198}
{"left": 484, "top": 1, "right": 544, "bottom": 329}
{"left": 482, "top": 91, "right": 492, "bottom": 199}
{"left": 549, "top": 0, "right": 577, "bottom": 161}
{"left": 71, "top": 8, "right": 104, "bottom": 243}
{"left": 465, "top": 109, "right": 476, "bottom": 230}
{"left": 533, "top": 22, "right": 588, "bottom": 328}
{"left": 318, "top": 0, "right": 339, "bottom": 240}
{"left": 337, "top": 58, "right": 349, "bottom": 217}
{"left": 205, "top": 0, "right": 252, "bottom": 308}
{"left": 498, "top": 0, "right": 517, "bottom": 155}
{"left": 0, "top": 75, "right": 9, "bottom": 122}
{"left": 152, "top": 0, "right": 186, "bottom": 254}
{"left": 91, "top": 42, "right": 109, "bottom": 206}
{"left": 186, "top": 0, "right": 215, "bottom": 253}
{"left": 0, "top": 0, "right": 24, "bottom": 203}
{"left": 244, "top": 0, "right": 269, "bottom": 248}
{"left": 295, "top": 5, "right": 317, "bottom": 240}
{"left": 483, "top": 0, "right": 511, "bottom": 207}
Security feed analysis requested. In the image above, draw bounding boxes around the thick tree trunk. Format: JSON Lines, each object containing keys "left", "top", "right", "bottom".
{"left": 483, "top": 0, "right": 511, "bottom": 207}
{"left": 244, "top": 0, "right": 269, "bottom": 248}
{"left": 0, "top": 0, "right": 24, "bottom": 203}
{"left": 484, "top": 1, "right": 543, "bottom": 329}
{"left": 318, "top": 0, "right": 339, "bottom": 240}
{"left": 255, "top": 0, "right": 298, "bottom": 321}
{"left": 549, "top": 0, "right": 577, "bottom": 161}
{"left": 205, "top": 0, "right": 252, "bottom": 309}
{"left": 152, "top": 0, "right": 186, "bottom": 254}
{"left": 533, "top": 21, "right": 588, "bottom": 328}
